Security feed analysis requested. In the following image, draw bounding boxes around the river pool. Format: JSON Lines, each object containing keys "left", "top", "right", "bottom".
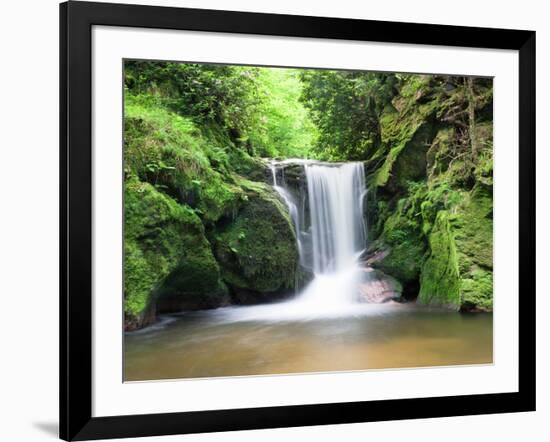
{"left": 125, "top": 302, "right": 492, "bottom": 381}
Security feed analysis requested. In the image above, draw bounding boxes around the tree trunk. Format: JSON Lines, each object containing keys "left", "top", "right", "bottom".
{"left": 466, "top": 77, "right": 477, "bottom": 157}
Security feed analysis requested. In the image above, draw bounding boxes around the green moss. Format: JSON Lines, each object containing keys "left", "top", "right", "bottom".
{"left": 391, "top": 123, "right": 436, "bottom": 190}
{"left": 417, "top": 185, "right": 493, "bottom": 311}
{"left": 426, "top": 128, "right": 454, "bottom": 178}
{"left": 473, "top": 121, "right": 494, "bottom": 187}
{"left": 212, "top": 181, "right": 299, "bottom": 294}
{"left": 372, "top": 117, "right": 423, "bottom": 188}
{"left": 124, "top": 179, "right": 187, "bottom": 319}
{"left": 398, "top": 75, "right": 431, "bottom": 102}
{"left": 124, "top": 239, "right": 158, "bottom": 318}
{"left": 227, "top": 149, "right": 269, "bottom": 181}
{"left": 418, "top": 211, "right": 461, "bottom": 309}
{"left": 460, "top": 268, "right": 493, "bottom": 311}
{"left": 124, "top": 178, "right": 227, "bottom": 327}
{"left": 373, "top": 198, "right": 426, "bottom": 283}
{"left": 454, "top": 185, "right": 493, "bottom": 310}
{"left": 371, "top": 93, "right": 438, "bottom": 190}
{"left": 454, "top": 187, "right": 492, "bottom": 268}
{"left": 420, "top": 200, "right": 434, "bottom": 235}
{"left": 374, "top": 240, "right": 425, "bottom": 284}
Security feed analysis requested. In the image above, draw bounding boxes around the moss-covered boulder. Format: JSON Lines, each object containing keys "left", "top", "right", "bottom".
{"left": 417, "top": 186, "right": 493, "bottom": 311}
{"left": 124, "top": 178, "right": 228, "bottom": 330}
{"left": 417, "top": 210, "right": 461, "bottom": 309}
{"left": 454, "top": 185, "right": 493, "bottom": 311}
{"left": 212, "top": 180, "right": 300, "bottom": 302}
{"left": 371, "top": 198, "right": 426, "bottom": 287}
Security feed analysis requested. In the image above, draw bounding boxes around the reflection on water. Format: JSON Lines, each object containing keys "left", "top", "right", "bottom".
{"left": 124, "top": 303, "right": 493, "bottom": 381}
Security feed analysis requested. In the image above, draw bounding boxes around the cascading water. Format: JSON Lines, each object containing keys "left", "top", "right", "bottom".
{"left": 305, "top": 163, "right": 367, "bottom": 274}
{"left": 266, "top": 160, "right": 368, "bottom": 316}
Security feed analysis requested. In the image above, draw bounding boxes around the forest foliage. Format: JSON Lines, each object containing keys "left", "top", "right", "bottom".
{"left": 125, "top": 61, "right": 317, "bottom": 159}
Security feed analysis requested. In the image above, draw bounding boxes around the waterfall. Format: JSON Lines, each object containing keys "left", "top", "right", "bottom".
{"left": 305, "top": 163, "right": 367, "bottom": 274}
{"left": 216, "top": 159, "right": 374, "bottom": 322}
{"left": 269, "top": 160, "right": 368, "bottom": 312}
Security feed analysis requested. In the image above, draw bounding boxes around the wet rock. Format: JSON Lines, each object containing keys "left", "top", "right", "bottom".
{"left": 358, "top": 267, "right": 402, "bottom": 303}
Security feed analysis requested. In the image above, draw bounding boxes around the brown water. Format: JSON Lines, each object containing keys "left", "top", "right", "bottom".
{"left": 124, "top": 303, "right": 492, "bottom": 382}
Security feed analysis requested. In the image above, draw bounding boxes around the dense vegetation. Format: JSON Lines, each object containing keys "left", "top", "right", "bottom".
{"left": 124, "top": 60, "right": 493, "bottom": 330}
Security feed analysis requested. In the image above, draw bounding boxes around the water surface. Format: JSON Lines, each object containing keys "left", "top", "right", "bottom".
{"left": 125, "top": 303, "right": 492, "bottom": 381}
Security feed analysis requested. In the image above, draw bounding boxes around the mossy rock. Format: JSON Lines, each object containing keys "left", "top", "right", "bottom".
{"left": 212, "top": 180, "right": 300, "bottom": 299}
{"left": 386, "top": 122, "right": 436, "bottom": 192}
{"left": 417, "top": 187, "right": 493, "bottom": 311}
{"left": 417, "top": 210, "right": 461, "bottom": 310}
{"left": 370, "top": 90, "right": 439, "bottom": 190}
{"left": 371, "top": 199, "right": 426, "bottom": 284}
{"left": 454, "top": 185, "right": 493, "bottom": 311}
{"left": 372, "top": 240, "right": 425, "bottom": 285}
{"left": 124, "top": 178, "right": 228, "bottom": 330}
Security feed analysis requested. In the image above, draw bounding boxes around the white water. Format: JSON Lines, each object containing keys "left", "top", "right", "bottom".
{"left": 305, "top": 162, "right": 367, "bottom": 273}
{"left": 295, "top": 162, "right": 367, "bottom": 312}
{"left": 220, "top": 160, "right": 369, "bottom": 321}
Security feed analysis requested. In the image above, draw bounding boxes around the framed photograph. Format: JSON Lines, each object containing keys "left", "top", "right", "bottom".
{"left": 60, "top": 1, "right": 536, "bottom": 440}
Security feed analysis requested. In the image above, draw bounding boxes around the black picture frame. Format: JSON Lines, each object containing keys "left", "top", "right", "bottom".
{"left": 60, "top": 1, "right": 536, "bottom": 440}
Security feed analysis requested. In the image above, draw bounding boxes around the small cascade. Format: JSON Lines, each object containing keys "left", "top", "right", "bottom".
{"left": 269, "top": 163, "right": 305, "bottom": 265}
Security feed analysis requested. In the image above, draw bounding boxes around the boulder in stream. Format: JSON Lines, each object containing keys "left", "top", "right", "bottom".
{"left": 358, "top": 267, "right": 403, "bottom": 303}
